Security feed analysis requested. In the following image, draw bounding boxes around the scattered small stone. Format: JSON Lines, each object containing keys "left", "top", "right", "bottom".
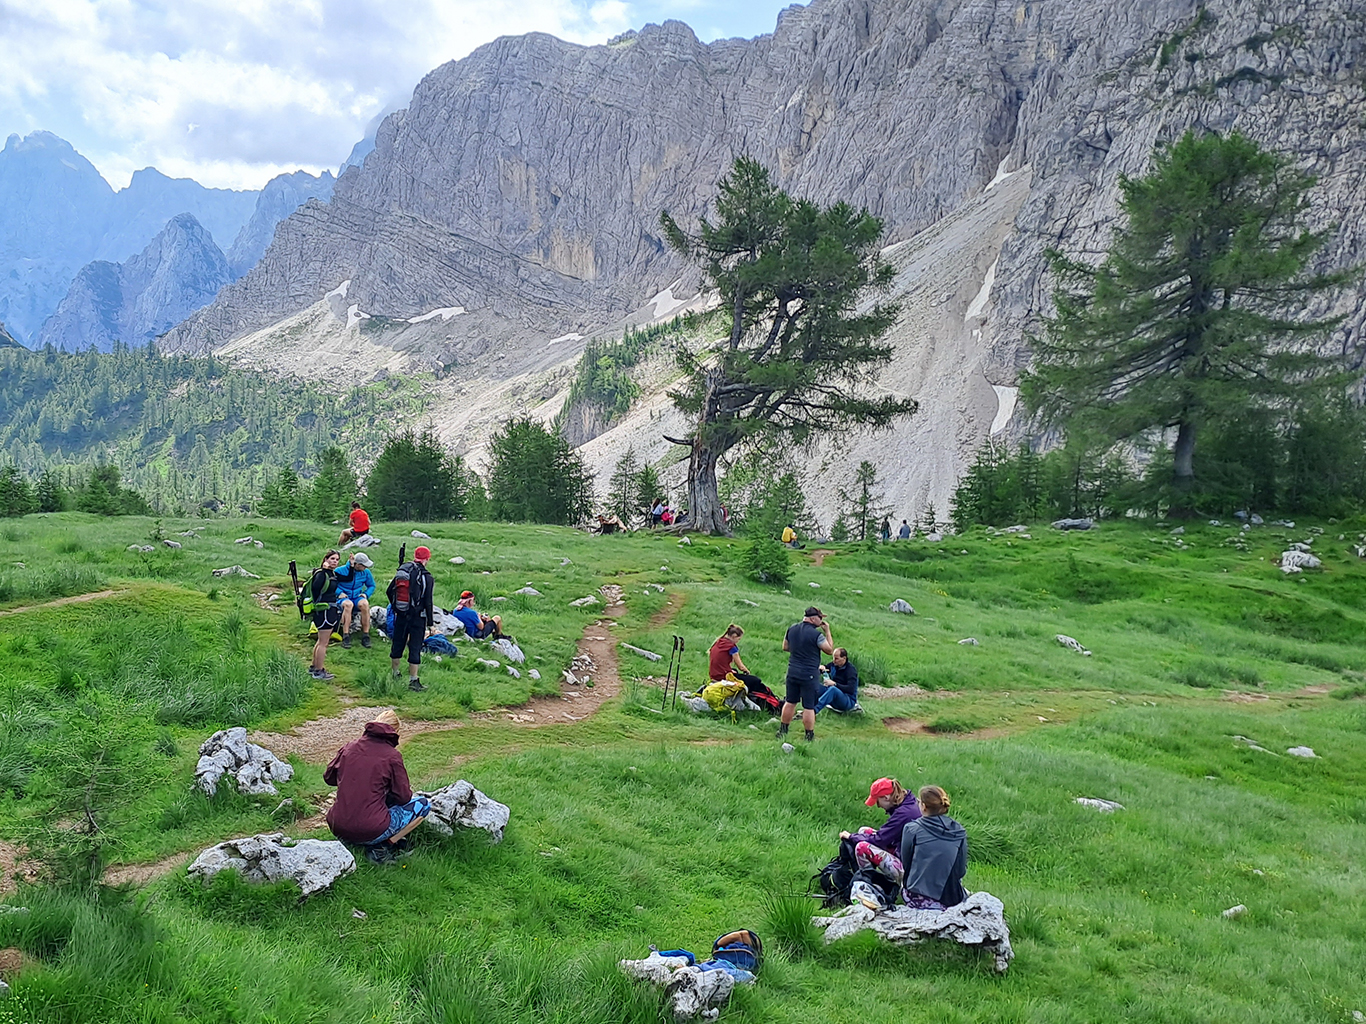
{"left": 1286, "top": 746, "right": 1318, "bottom": 758}
{"left": 514, "top": 586, "right": 542, "bottom": 596}
{"left": 352, "top": 908, "right": 368, "bottom": 919}
{"left": 957, "top": 638, "right": 979, "bottom": 646}
{"left": 234, "top": 536, "right": 254, "bottom": 544}
{"left": 741, "top": 599, "right": 759, "bottom": 606}
{"left": 1052, "top": 518, "right": 1093, "bottom": 531}
{"left": 677, "top": 537, "right": 691, "bottom": 546}
{"left": 1233, "top": 735, "right": 1278, "bottom": 755}
{"left": 476, "top": 658, "right": 500, "bottom": 668}
{"left": 621, "top": 642, "right": 662, "bottom": 662}
{"left": 1055, "top": 634, "right": 1091, "bottom": 656}
{"left": 1074, "top": 797, "right": 1124, "bottom": 812}
{"left": 162, "top": 539, "right": 182, "bottom": 549}
{"left": 212, "top": 565, "right": 260, "bottom": 579}
{"left": 889, "top": 599, "right": 915, "bottom": 614}
{"left": 449, "top": 556, "right": 465, "bottom": 565}
{"left": 809, "top": 581, "right": 820, "bottom": 588}
{"left": 925, "top": 531, "right": 943, "bottom": 542}
{"left": 561, "top": 556, "right": 573, "bottom": 564}
{"left": 507, "top": 666, "right": 521, "bottom": 678}
{"left": 411, "top": 530, "right": 430, "bottom": 539}
{"left": 781, "top": 743, "right": 795, "bottom": 753}
{"left": 1279, "top": 550, "right": 1320, "bottom": 573}
{"left": 1221, "top": 904, "right": 1247, "bottom": 919}
{"left": 852, "top": 589, "right": 863, "bottom": 594}
{"left": 569, "top": 595, "right": 599, "bottom": 607}
{"left": 1170, "top": 526, "right": 1185, "bottom": 536}
{"left": 528, "top": 669, "right": 541, "bottom": 681}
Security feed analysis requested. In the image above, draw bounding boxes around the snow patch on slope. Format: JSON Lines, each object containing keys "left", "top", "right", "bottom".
{"left": 964, "top": 259, "right": 997, "bottom": 320}
{"left": 990, "top": 385, "right": 1018, "bottom": 435}
{"left": 649, "top": 287, "right": 686, "bottom": 319}
{"left": 408, "top": 306, "right": 465, "bottom": 324}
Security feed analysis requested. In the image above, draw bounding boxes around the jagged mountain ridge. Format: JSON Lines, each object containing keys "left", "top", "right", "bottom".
{"left": 160, "top": 0, "right": 1365, "bottom": 518}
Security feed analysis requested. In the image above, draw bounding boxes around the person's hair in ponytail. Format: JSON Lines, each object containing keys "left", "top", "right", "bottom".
{"left": 918, "top": 785, "right": 950, "bottom": 815}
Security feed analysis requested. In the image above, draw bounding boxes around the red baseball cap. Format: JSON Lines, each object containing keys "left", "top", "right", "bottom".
{"left": 414, "top": 546, "right": 431, "bottom": 560}
{"left": 865, "top": 778, "right": 895, "bottom": 806}
{"left": 460, "top": 591, "right": 474, "bottom": 599}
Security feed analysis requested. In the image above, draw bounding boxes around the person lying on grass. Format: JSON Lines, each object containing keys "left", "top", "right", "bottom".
{"left": 839, "top": 777, "right": 922, "bottom": 900}
{"left": 324, "top": 709, "right": 431, "bottom": 865}
{"left": 900, "top": 785, "right": 968, "bottom": 910}
{"left": 452, "top": 590, "right": 502, "bottom": 639}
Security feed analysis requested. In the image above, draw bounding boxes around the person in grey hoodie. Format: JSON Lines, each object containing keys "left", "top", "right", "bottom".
{"left": 899, "top": 785, "right": 968, "bottom": 910}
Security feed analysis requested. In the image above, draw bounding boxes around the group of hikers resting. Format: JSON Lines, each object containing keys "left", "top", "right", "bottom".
{"left": 296, "top": 515, "right": 504, "bottom": 691}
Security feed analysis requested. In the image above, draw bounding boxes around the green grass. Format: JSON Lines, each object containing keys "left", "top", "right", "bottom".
{"left": 0, "top": 511, "right": 1364, "bottom": 1023}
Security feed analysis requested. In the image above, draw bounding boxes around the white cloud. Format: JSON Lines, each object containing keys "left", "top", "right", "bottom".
{"left": 0, "top": 0, "right": 641, "bottom": 189}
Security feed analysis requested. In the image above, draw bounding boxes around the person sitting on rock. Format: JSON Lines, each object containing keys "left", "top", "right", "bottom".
{"left": 452, "top": 590, "right": 502, "bottom": 639}
{"left": 815, "top": 648, "right": 861, "bottom": 715}
{"left": 839, "top": 777, "right": 922, "bottom": 906}
{"left": 334, "top": 551, "right": 376, "bottom": 648}
{"left": 900, "top": 785, "right": 968, "bottom": 909}
{"left": 324, "top": 709, "right": 430, "bottom": 864}
{"left": 339, "top": 501, "right": 371, "bottom": 546}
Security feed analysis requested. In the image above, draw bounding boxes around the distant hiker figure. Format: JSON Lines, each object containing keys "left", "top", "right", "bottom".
{"left": 777, "top": 606, "right": 833, "bottom": 742}
{"left": 782, "top": 524, "right": 802, "bottom": 549}
{"left": 304, "top": 550, "right": 342, "bottom": 679}
{"left": 388, "top": 545, "right": 435, "bottom": 691}
{"left": 900, "top": 785, "right": 968, "bottom": 910}
{"left": 452, "top": 590, "right": 502, "bottom": 639}
{"left": 335, "top": 551, "right": 376, "bottom": 649}
{"left": 324, "top": 709, "right": 430, "bottom": 865}
{"left": 897, "top": 519, "right": 911, "bottom": 540}
{"left": 651, "top": 499, "right": 665, "bottom": 527}
{"left": 879, "top": 517, "right": 891, "bottom": 543}
{"left": 339, "top": 501, "right": 371, "bottom": 546}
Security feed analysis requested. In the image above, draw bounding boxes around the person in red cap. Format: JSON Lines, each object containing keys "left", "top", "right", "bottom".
{"left": 837, "top": 777, "right": 921, "bottom": 905}
{"left": 387, "top": 546, "right": 435, "bottom": 691}
{"left": 451, "top": 590, "right": 502, "bottom": 639}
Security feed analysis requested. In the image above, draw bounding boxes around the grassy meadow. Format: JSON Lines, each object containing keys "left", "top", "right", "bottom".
{"left": 0, "top": 511, "right": 1364, "bottom": 1023}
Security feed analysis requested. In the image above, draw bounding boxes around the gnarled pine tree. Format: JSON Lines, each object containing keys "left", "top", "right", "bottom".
{"left": 1022, "top": 130, "right": 1353, "bottom": 512}
{"left": 660, "top": 157, "right": 917, "bottom": 534}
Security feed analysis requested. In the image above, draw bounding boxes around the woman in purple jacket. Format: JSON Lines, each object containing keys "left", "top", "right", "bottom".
{"left": 840, "top": 777, "right": 921, "bottom": 885}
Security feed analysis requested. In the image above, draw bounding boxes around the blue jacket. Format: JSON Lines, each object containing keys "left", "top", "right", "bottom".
{"left": 333, "top": 564, "right": 375, "bottom": 602}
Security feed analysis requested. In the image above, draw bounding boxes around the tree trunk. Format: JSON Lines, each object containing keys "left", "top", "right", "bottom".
{"left": 1171, "top": 419, "right": 1197, "bottom": 516}
{"left": 687, "top": 443, "right": 728, "bottom": 535}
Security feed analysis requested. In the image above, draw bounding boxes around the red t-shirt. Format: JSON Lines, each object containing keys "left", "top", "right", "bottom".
{"left": 350, "top": 508, "right": 370, "bottom": 531}
{"left": 709, "top": 635, "right": 738, "bottom": 680}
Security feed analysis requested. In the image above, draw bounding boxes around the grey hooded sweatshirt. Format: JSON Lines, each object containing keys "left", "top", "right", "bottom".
{"left": 900, "top": 814, "right": 968, "bottom": 906}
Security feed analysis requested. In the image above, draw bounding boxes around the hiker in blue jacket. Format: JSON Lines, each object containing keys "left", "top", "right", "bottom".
{"left": 815, "top": 648, "right": 861, "bottom": 714}
{"left": 334, "top": 551, "right": 376, "bottom": 649}
{"left": 900, "top": 785, "right": 969, "bottom": 910}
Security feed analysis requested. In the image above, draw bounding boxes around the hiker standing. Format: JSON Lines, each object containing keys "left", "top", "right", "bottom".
{"left": 777, "top": 606, "right": 833, "bottom": 742}
{"left": 897, "top": 519, "right": 912, "bottom": 540}
{"left": 324, "top": 709, "right": 431, "bottom": 864}
{"left": 306, "top": 549, "right": 342, "bottom": 680}
{"left": 388, "top": 545, "right": 435, "bottom": 692}
{"left": 879, "top": 517, "right": 891, "bottom": 543}
{"left": 339, "top": 501, "right": 371, "bottom": 546}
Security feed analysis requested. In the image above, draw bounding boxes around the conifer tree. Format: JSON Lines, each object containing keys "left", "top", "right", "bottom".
{"left": 606, "top": 448, "right": 641, "bottom": 525}
{"left": 487, "top": 419, "right": 594, "bottom": 525}
{"left": 661, "top": 157, "right": 917, "bottom": 534}
{"left": 837, "top": 460, "right": 890, "bottom": 541}
{"left": 309, "top": 448, "right": 359, "bottom": 522}
{"left": 1022, "top": 130, "right": 1353, "bottom": 511}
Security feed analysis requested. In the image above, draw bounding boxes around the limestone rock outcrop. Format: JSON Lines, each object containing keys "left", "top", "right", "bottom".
{"left": 418, "top": 780, "right": 510, "bottom": 842}
{"left": 187, "top": 833, "right": 354, "bottom": 896}
{"left": 812, "top": 891, "right": 1015, "bottom": 973}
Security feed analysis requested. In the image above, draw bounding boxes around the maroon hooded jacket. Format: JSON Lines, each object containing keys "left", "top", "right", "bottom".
{"left": 324, "top": 721, "right": 413, "bottom": 844}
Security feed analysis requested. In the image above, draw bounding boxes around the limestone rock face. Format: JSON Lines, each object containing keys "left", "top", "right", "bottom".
{"left": 158, "top": 0, "right": 1365, "bottom": 511}
{"left": 227, "top": 170, "right": 336, "bottom": 279}
{"left": 187, "top": 833, "right": 355, "bottom": 896}
{"left": 419, "top": 780, "right": 510, "bottom": 842}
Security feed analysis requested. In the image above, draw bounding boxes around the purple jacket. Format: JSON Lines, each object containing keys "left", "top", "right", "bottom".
{"left": 859, "top": 795, "right": 922, "bottom": 859}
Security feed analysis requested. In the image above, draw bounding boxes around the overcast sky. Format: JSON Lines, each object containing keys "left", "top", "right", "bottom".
{"left": 0, "top": 0, "right": 794, "bottom": 192}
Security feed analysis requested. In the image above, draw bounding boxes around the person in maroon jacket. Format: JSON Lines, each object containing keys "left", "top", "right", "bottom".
{"left": 324, "top": 709, "right": 430, "bottom": 863}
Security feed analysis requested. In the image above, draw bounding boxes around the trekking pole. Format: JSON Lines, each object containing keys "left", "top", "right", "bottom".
{"left": 288, "top": 560, "right": 303, "bottom": 619}
{"left": 670, "top": 635, "right": 685, "bottom": 711}
{"left": 661, "top": 635, "right": 679, "bottom": 712}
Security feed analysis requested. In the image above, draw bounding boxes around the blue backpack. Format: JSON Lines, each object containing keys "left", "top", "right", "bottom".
{"left": 423, "top": 634, "right": 460, "bottom": 655}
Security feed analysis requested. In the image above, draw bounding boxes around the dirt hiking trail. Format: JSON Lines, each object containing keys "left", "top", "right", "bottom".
{"left": 0, "top": 589, "right": 127, "bottom": 618}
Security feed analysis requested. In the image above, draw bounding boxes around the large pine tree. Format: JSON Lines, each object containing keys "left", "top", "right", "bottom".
{"left": 1022, "top": 130, "right": 1352, "bottom": 510}
{"left": 660, "top": 158, "right": 917, "bottom": 534}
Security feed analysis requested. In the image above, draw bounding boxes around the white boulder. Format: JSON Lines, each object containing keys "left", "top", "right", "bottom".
{"left": 418, "top": 780, "right": 510, "bottom": 842}
{"left": 211, "top": 565, "right": 260, "bottom": 579}
{"left": 889, "top": 599, "right": 915, "bottom": 614}
{"left": 188, "top": 833, "right": 354, "bottom": 896}
{"left": 1286, "top": 746, "right": 1318, "bottom": 758}
{"left": 411, "top": 530, "right": 430, "bottom": 538}
{"left": 811, "top": 891, "right": 1014, "bottom": 973}
{"left": 195, "top": 727, "right": 293, "bottom": 797}
{"left": 619, "top": 952, "right": 750, "bottom": 1021}
{"left": 1074, "top": 797, "right": 1124, "bottom": 812}
{"left": 514, "top": 586, "right": 541, "bottom": 596}
{"left": 1055, "top": 634, "right": 1092, "bottom": 656}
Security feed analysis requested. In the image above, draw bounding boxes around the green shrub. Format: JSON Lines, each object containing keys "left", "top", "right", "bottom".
{"left": 740, "top": 537, "right": 792, "bottom": 586}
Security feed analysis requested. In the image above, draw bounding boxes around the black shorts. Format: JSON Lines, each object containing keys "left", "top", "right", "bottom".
{"left": 469, "top": 620, "right": 498, "bottom": 639}
{"left": 313, "top": 606, "right": 341, "bottom": 631}
{"left": 390, "top": 612, "right": 426, "bottom": 665}
{"left": 785, "top": 673, "right": 819, "bottom": 710}
{"left": 350, "top": 527, "right": 368, "bottom": 537}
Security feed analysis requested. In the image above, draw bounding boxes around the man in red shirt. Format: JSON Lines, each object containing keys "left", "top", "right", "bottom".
{"left": 324, "top": 709, "right": 430, "bottom": 864}
{"left": 339, "top": 501, "right": 371, "bottom": 545}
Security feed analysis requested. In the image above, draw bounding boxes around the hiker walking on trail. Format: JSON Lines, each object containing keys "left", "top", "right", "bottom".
{"left": 897, "top": 519, "right": 912, "bottom": 540}
{"left": 335, "top": 552, "right": 376, "bottom": 648}
{"left": 324, "top": 709, "right": 430, "bottom": 865}
{"left": 339, "top": 501, "right": 371, "bottom": 546}
{"left": 839, "top": 778, "right": 921, "bottom": 908}
{"left": 305, "top": 550, "right": 342, "bottom": 680}
{"left": 777, "top": 606, "right": 833, "bottom": 742}
{"left": 815, "top": 647, "right": 861, "bottom": 715}
{"left": 900, "top": 785, "right": 968, "bottom": 909}
{"left": 879, "top": 517, "right": 891, "bottom": 543}
{"left": 388, "top": 545, "right": 435, "bottom": 692}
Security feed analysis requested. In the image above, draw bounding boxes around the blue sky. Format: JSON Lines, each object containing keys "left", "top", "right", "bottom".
{"left": 0, "top": 0, "right": 795, "bottom": 192}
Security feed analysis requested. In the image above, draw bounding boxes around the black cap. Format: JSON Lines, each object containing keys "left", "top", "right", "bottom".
{"left": 805, "top": 606, "right": 823, "bottom": 619}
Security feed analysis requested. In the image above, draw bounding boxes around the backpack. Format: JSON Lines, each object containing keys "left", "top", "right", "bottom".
{"left": 744, "top": 679, "right": 782, "bottom": 714}
{"left": 423, "top": 634, "right": 459, "bottom": 655}
{"left": 701, "top": 680, "right": 747, "bottom": 712}
{"left": 388, "top": 561, "right": 422, "bottom": 613}
{"left": 300, "top": 568, "right": 331, "bottom": 615}
{"left": 811, "top": 835, "right": 860, "bottom": 909}
{"left": 849, "top": 867, "right": 900, "bottom": 911}
{"left": 709, "top": 930, "right": 763, "bottom": 974}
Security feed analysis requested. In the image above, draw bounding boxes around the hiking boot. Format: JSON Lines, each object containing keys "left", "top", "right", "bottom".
{"left": 805, "top": 729, "right": 815, "bottom": 742}
{"left": 851, "top": 702, "right": 865, "bottom": 714}
{"left": 360, "top": 633, "right": 372, "bottom": 649}
{"left": 364, "top": 844, "right": 397, "bottom": 865}
{"left": 310, "top": 668, "right": 335, "bottom": 680}
{"left": 776, "top": 723, "right": 789, "bottom": 740}
{"left": 408, "top": 678, "right": 426, "bottom": 692}
{"left": 341, "top": 632, "right": 352, "bottom": 649}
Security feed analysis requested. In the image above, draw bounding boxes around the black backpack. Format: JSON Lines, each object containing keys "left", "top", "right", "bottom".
{"left": 388, "top": 561, "right": 425, "bottom": 614}
{"left": 811, "top": 835, "right": 860, "bottom": 909}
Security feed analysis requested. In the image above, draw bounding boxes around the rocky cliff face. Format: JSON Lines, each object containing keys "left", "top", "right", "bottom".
{"left": 227, "top": 170, "right": 336, "bottom": 279}
{"left": 160, "top": 0, "right": 1366, "bottom": 516}
{"left": 38, "top": 214, "right": 232, "bottom": 352}
{"left": 0, "top": 132, "right": 260, "bottom": 344}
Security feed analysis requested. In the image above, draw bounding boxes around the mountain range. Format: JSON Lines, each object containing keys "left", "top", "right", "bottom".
{"left": 0, "top": 131, "right": 334, "bottom": 350}
{"left": 155, "top": 0, "right": 1366, "bottom": 519}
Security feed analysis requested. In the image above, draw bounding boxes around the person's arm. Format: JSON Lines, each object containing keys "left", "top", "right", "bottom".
{"left": 389, "top": 754, "right": 413, "bottom": 804}
{"left": 423, "top": 570, "right": 436, "bottom": 622}
{"left": 730, "top": 647, "right": 749, "bottom": 674}
{"left": 818, "top": 622, "right": 834, "bottom": 655}
{"left": 782, "top": 637, "right": 790, "bottom": 652}
{"left": 323, "top": 749, "right": 342, "bottom": 787}
{"left": 362, "top": 570, "right": 375, "bottom": 600}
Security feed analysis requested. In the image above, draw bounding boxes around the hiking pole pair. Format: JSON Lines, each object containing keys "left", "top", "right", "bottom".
{"left": 660, "top": 634, "right": 685, "bottom": 711}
